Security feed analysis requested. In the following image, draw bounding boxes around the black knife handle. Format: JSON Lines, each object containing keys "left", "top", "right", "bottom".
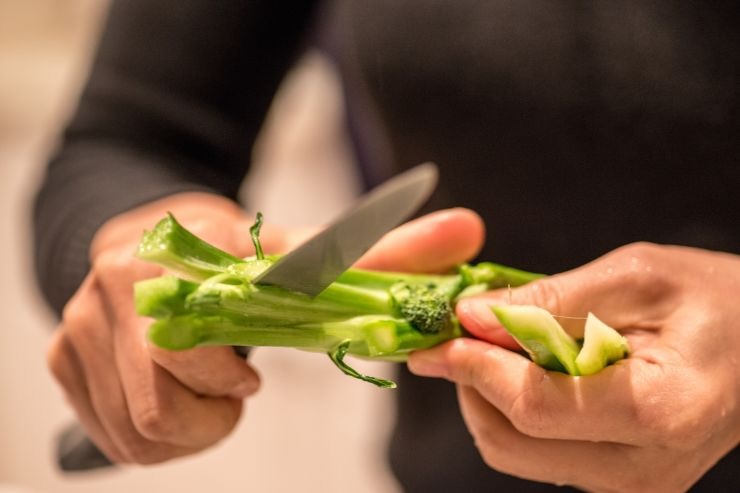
{"left": 57, "top": 422, "right": 114, "bottom": 471}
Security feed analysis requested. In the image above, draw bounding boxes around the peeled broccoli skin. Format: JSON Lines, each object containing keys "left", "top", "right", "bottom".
{"left": 134, "top": 214, "right": 544, "bottom": 388}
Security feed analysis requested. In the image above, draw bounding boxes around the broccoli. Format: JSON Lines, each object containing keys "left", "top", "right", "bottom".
{"left": 134, "top": 213, "right": 544, "bottom": 388}
{"left": 390, "top": 282, "right": 452, "bottom": 334}
{"left": 491, "top": 305, "right": 630, "bottom": 376}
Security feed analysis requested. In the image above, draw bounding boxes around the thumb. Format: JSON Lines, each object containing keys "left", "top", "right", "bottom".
{"left": 457, "top": 243, "right": 672, "bottom": 344}
{"left": 456, "top": 276, "right": 581, "bottom": 347}
{"left": 356, "top": 208, "right": 485, "bottom": 273}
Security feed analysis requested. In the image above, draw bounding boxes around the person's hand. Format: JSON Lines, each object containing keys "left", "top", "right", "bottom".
{"left": 408, "top": 243, "right": 740, "bottom": 492}
{"left": 46, "top": 198, "right": 483, "bottom": 465}
{"left": 46, "top": 192, "right": 288, "bottom": 464}
{"left": 356, "top": 207, "right": 485, "bottom": 273}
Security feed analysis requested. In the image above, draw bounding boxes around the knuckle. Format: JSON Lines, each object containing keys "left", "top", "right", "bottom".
{"left": 93, "top": 249, "right": 130, "bottom": 272}
{"left": 61, "top": 297, "right": 92, "bottom": 330}
{"left": 131, "top": 403, "right": 178, "bottom": 442}
{"left": 611, "top": 242, "right": 668, "bottom": 283}
{"left": 46, "top": 334, "right": 69, "bottom": 383}
{"left": 632, "top": 378, "right": 707, "bottom": 449}
{"left": 93, "top": 248, "right": 161, "bottom": 295}
{"left": 631, "top": 398, "right": 668, "bottom": 443}
{"left": 469, "top": 423, "right": 508, "bottom": 471}
{"left": 630, "top": 381, "right": 682, "bottom": 445}
{"left": 476, "top": 442, "right": 504, "bottom": 471}
{"left": 507, "top": 389, "right": 548, "bottom": 436}
{"left": 612, "top": 241, "right": 660, "bottom": 259}
{"left": 525, "top": 278, "right": 566, "bottom": 318}
{"left": 120, "top": 438, "right": 166, "bottom": 465}
{"left": 604, "top": 242, "right": 677, "bottom": 301}
{"left": 93, "top": 250, "right": 136, "bottom": 284}
{"left": 150, "top": 348, "right": 251, "bottom": 398}
{"left": 472, "top": 429, "right": 539, "bottom": 484}
{"left": 60, "top": 296, "right": 109, "bottom": 350}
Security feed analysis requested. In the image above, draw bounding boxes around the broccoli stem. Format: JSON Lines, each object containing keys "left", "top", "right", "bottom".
{"left": 136, "top": 212, "right": 243, "bottom": 280}
{"left": 249, "top": 212, "right": 265, "bottom": 260}
{"left": 134, "top": 213, "right": 544, "bottom": 387}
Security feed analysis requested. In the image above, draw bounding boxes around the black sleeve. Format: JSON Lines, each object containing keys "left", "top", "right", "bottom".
{"left": 33, "top": 0, "right": 318, "bottom": 315}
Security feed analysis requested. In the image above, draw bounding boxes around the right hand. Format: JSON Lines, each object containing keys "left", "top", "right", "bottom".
{"left": 46, "top": 192, "right": 287, "bottom": 464}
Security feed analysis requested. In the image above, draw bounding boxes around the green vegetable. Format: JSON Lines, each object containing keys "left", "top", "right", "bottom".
{"left": 134, "top": 213, "right": 543, "bottom": 388}
{"left": 491, "top": 305, "right": 581, "bottom": 375}
{"left": 575, "top": 313, "right": 630, "bottom": 375}
{"left": 492, "top": 305, "right": 629, "bottom": 376}
{"left": 135, "top": 214, "right": 629, "bottom": 386}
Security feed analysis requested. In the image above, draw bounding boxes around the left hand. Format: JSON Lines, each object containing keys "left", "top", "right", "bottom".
{"left": 408, "top": 242, "right": 740, "bottom": 492}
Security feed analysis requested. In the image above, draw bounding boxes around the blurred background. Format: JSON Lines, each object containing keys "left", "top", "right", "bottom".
{"left": 0, "top": 1, "right": 400, "bottom": 492}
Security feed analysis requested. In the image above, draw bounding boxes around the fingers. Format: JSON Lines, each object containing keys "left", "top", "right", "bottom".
{"left": 149, "top": 345, "right": 260, "bottom": 399}
{"left": 457, "top": 242, "right": 681, "bottom": 343}
{"left": 356, "top": 208, "right": 485, "bottom": 273}
{"left": 93, "top": 253, "right": 246, "bottom": 449}
{"left": 456, "top": 299, "right": 520, "bottom": 349}
{"left": 47, "top": 330, "right": 126, "bottom": 464}
{"left": 456, "top": 385, "right": 634, "bottom": 491}
{"left": 63, "top": 277, "right": 204, "bottom": 462}
{"left": 53, "top": 198, "right": 272, "bottom": 465}
{"left": 55, "top": 255, "right": 248, "bottom": 464}
{"left": 457, "top": 385, "right": 706, "bottom": 493}
{"left": 408, "top": 338, "right": 662, "bottom": 445}
{"left": 116, "top": 341, "right": 244, "bottom": 450}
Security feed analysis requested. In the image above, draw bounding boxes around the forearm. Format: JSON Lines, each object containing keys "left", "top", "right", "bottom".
{"left": 33, "top": 0, "right": 318, "bottom": 315}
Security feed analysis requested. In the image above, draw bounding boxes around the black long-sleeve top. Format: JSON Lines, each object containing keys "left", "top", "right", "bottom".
{"left": 34, "top": 1, "right": 740, "bottom": 490}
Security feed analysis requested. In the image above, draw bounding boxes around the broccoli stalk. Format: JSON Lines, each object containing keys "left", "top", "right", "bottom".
{"left": 134, "top": 213, "right": 544, "bottom": 388}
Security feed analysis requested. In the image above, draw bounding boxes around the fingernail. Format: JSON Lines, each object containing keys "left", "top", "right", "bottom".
{"left": 458, "top": 299, "right": 523, "bottom": 349}
{"left": 229, "top": 380, "right": 259, "bottom": 399}
{"left": 408, "top": 351, "right": 448, "bottom": 378}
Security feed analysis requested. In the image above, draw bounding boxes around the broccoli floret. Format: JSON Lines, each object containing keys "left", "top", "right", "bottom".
{"left": 390, "top": 282, "right": 451, "bottom": 334}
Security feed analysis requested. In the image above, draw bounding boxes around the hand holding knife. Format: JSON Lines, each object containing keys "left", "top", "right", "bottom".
{"left": 58, "top": 163, "right": 440, "bottom": 471}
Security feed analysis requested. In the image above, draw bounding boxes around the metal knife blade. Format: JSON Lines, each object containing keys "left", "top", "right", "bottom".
{"left": 253, "top": 162, "right": 438, "bottom": 296}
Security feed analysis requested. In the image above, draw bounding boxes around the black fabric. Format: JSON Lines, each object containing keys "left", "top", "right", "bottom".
{"left": 33, "top": 0, "right": 319, "bottom": 314}
{"left": 33, "top": 0, "right": 740, "bottom": 491}
{"left": 336, "top": 0, "right": 740, "bottom": 272}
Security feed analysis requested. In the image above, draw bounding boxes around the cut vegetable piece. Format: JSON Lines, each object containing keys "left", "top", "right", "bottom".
{"left": 491, "top": 305, "right": 581, "bottom": 375}
{"left": 575, "top": 313, "right": 630, "bottom": 375}
{"left": 136, "top": 213, "right": 243, "bottom": 281}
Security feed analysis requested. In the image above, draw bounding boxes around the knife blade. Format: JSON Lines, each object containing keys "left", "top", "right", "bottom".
{"left": 253, "top": 162, "right": 438, "bottom": 296}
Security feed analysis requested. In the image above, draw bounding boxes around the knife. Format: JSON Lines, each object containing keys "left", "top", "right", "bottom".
{"left": 254, "top": 162, "right": 438, "bottom": 295}
{"left": 57, "top": 162, "right": 439, "bottom": 471}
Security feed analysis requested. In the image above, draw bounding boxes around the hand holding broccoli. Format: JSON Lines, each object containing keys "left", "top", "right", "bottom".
{"left": 410, "top": 243, "right": 740, "bottom": 492}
